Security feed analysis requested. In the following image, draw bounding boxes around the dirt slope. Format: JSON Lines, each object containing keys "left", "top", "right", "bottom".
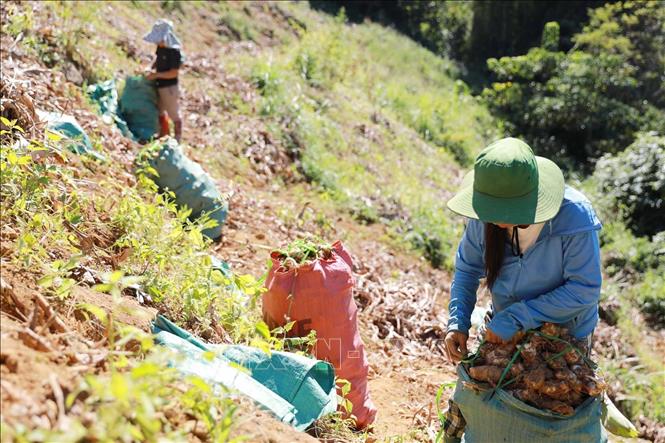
{"left": 2, "top": 1, "right": 663, "bottom": 442}
{"left": 0, "top": 2, "right": 460, "bottom": 441}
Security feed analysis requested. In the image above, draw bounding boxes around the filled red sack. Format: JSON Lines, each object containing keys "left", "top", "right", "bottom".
{"left": 262, "top": 241, "right": 377, "bottom": 429}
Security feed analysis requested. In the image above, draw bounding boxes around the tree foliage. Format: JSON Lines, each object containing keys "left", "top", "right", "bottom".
{"left": 594, "top": 133, "right": 665, "bottom": 238}
{"left": 467, "top": 1, "right": 601, "bottom": 64}
{"left": 310, "top": 0, "right": 474, "bottom": 60}
{"left": 482, "top": 1, "right": 665, "bottom": 165}
{"left": 312, "top": 0, "right": 598, "bottom": 66}
{"left": 394, "top": 0, "right": 473, "bottom": 60}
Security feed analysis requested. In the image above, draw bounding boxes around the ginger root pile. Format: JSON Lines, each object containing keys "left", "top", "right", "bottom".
{"left": 466, "top": 322, "right": 606, "bottom": 416}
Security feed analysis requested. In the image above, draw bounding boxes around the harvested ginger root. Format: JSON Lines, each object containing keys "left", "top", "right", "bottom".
{"left": 514, "top": 389, "right": 575, "bottom": 416}
{"left": 465, "top": 322, "right": 605, "bottom": 416}
{"left": 468, "top": 365, "right": 503, "bottom": 385}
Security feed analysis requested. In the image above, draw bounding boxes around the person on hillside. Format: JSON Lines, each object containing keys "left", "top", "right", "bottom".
{"left": 143, "top": 19, "right": 184, "bottom": 142}
{"left": 442, "top": 137, "right": 603, "bottom": 442}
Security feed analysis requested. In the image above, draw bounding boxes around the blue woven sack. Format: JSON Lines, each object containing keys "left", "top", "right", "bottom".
{"left": 86, "top": 79, "right": 133, "bottom": 138}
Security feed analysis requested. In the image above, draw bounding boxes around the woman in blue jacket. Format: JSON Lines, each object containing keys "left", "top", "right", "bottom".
{"left": 442, "top": 137, "right": 602, "bottom": 441}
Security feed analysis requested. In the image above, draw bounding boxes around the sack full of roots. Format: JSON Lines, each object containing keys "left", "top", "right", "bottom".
{"left": 452, "top": 322, "right": 607, "bottom": 442}
{"left": 262, "top": 239, "right": 377, "bottom": 429}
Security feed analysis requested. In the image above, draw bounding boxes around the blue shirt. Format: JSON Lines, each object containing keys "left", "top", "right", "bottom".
{"left": 447, "top": 186, "right": 602, "bottom": 340}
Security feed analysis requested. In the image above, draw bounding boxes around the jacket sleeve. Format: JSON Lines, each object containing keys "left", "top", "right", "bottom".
{"left": 447, "top": 222, "right": 485, "bottom": 335}
{"left": 488, "top": 230, "right": 602, "bottom": 340}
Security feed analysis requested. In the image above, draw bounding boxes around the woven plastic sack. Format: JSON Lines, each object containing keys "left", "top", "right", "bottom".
{"left": 223, "top": 345, "right": 337, "bottom": 429}
{"left": 153, "top": 315, "right": 337, "bottom": 430}
{"left": 118, "top": 75, "right": 158, "bottom": 142}
{"left": 262, "top": 241, "right": 377, "bottom": 429}
{"left": 86, "top": 79, "right": 132, "bottom": 138}
{"left": 452, "top": 365, "right": 607, "bottom": 443}
{"left": 38, "top": 111, "right": 105, "bottom": 161}
{"left": 144, "top": 138, "right": 227, "bottom": 240}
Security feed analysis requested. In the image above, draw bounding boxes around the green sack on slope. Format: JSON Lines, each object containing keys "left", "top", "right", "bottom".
{"left": 86, "top": 79, "right": 132, "bottom": 138}
{"left": 152, "top": 315, "right": 337, "bottom": 431}
{"left": 222, "top": 345, "right": 338, "bottom": 429}
{"left": 37, "top": 110, "right": 106, "bottom": 162}
{"left": 118, "top": 76, "right": 159, "bottom": 142}
{"left": 143, "top": 138, "right": 228, "bottom": 240}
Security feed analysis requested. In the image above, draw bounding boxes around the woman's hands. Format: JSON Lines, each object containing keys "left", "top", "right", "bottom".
{"left": 444, "top": 330, "right": 468, "bottom": 363}
{"left": 445, "top": 328, "right": 526, "bottom": 364}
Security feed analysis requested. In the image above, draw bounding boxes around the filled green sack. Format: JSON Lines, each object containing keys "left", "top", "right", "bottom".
{"left": 86, "top": 79, "right": 132, "bottom": 138}
{"left": 118, "top": 75, "right": 159, "bottom": 142}
{"left": 144, "top": 138, "right": 227, "bottom": 240}
{"left": 452, "top": 365, "right": 607, "bottom": 443}
{"left": 152, "top": 315, "right": 337, "bottom": 431}
{"left": 38, "top": 110, "right": 105, "bottom": 161}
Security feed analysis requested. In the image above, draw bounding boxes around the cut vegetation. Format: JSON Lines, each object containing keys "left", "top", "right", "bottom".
{"left": 1, "top": 1, "right": 663, "bottom": 442}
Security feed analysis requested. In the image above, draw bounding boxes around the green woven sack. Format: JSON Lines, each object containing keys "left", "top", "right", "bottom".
{"left": 38, "top": 111, "right": 105, "bottom": 161}
{"left": 118, "top": 76, "right": 159, "bottom": 142}
{"left": 86, "top": 79, "right": 132, "bottom": 138}
{"left": 152, "top": 315, "right": 337, "bottom": 430}
{"left": 143, "top": 138, "right": 228, "bottom": 240}
{"left": 453, "top": 365, "right": 607, "bottom": 443}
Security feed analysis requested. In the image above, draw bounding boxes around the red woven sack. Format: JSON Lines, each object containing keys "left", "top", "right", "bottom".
{"left": 262, "top": 241, "right": 377, "bottom": 429}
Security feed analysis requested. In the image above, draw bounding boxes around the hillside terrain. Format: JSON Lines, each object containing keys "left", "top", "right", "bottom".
{"left": 1, "top": 1, "right": 663, "bottom": 442}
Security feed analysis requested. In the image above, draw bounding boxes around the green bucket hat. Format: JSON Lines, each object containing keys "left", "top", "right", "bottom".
{"left": 447, "top": 137, "right": 565, "bottom": 225}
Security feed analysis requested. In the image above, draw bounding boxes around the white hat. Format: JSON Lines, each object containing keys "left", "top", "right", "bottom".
{"left": 143, "top": 19, "right": 181, "bottom": 49}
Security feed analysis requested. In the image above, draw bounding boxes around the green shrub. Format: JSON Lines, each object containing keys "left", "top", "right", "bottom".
{"left": 483, "top": 38, "right": 640, "bottom": 163}
{"left": 632, "top": 269, "right": 665, "bottom": 328}
{"left": 2, "top": 349, "right": 239, "bottom": 442}
{"left": 599, "top": 222, "right": 663, "bottom": 278}
{"left": 593, "top": 133, "right": 665, "bottom": 237}
{"left": 251, "top": 61, "right": 287, "bottom": 116}
{"left": 394, "top": 0, "right": 473, "bottom": 59}
{"left": 291, "top": 8, "right": 350, "bottom": 88}
{"left": 0, "top": 125, "right": 250, "bottom": 440}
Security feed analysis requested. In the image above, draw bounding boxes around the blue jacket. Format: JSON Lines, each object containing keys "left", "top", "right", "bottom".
{"left": 447, "top": 186, "right": 602, "bottom": 340}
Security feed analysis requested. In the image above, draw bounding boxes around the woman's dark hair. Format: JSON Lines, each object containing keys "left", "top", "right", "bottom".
{"left": 484, "top": 223, "right": 506, "bottom": 289}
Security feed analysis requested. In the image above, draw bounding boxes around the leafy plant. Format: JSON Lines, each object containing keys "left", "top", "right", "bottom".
{"left": 274, "top": 237, "right": 333, "bottom": 268}
{"left": 292, "top": 8, "right": 350, "bottom": 88}
{"left": 1, "top": 119, "right": 261, "bottom": 439}
{"left": 37, "top": 254, "right": 83, "bottom": 300}
{"left": 435, "top": 381, "right": 457, "bottom": 442}
{"left": 630, "top": 270, "right": 665, "bottom": 328}
{"left": 597, "top": 221, "right": 663, "bottom": 279}
{"left": 593, "top": 132, "right": 665, "bottom": 237}
{"left": 3, "top": 354, "right": 240, "bottom": 442}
